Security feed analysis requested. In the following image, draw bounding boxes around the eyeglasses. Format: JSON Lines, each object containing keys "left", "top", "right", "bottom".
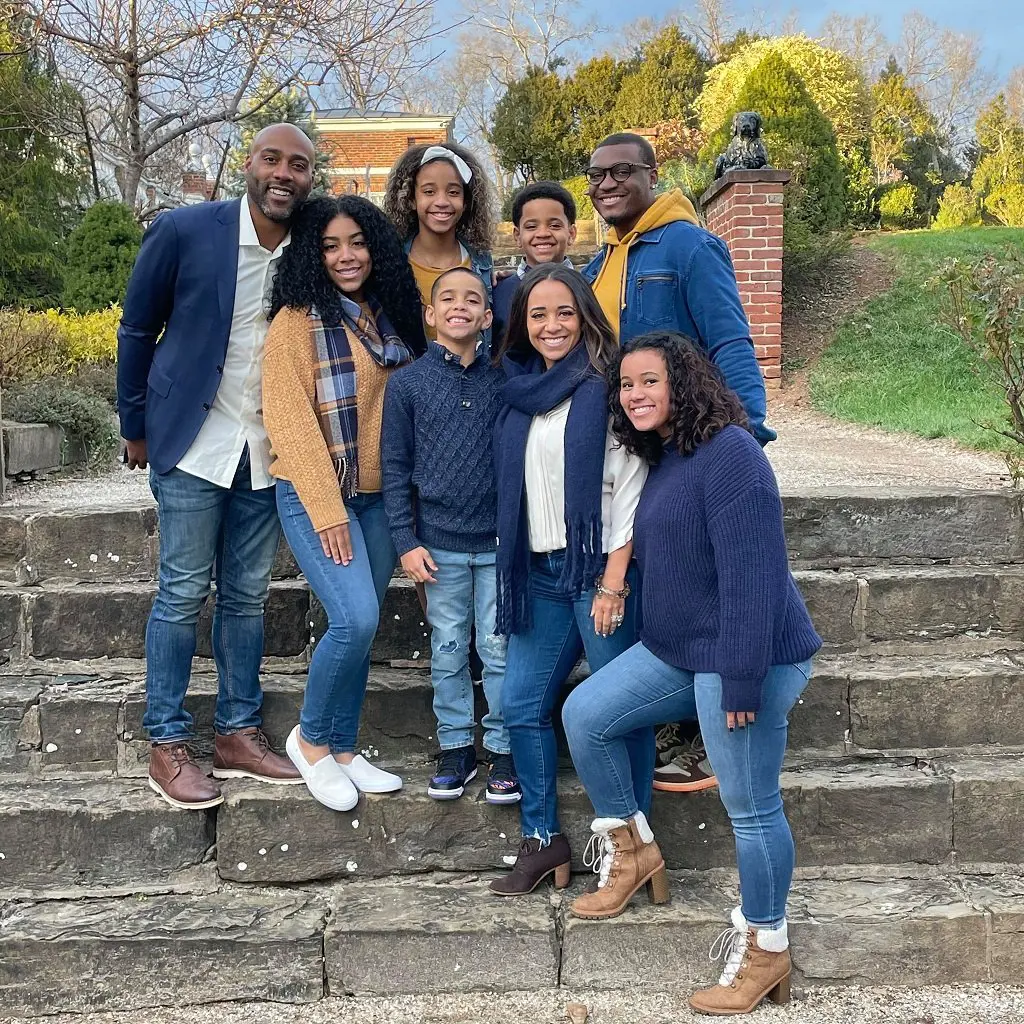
{"left": 584, "top": 162, "right": 653, "bottom": 185}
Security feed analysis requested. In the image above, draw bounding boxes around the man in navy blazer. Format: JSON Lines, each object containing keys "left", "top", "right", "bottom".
{"left": 117, "top": 123, "right": 314, "bottom": 809}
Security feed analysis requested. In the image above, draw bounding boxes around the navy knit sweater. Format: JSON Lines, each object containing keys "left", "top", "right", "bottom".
{"left": 382, "top": 342, "right": 506, "bottom": 556}
{"left": 634, "top": 425, "right": 821, "bottom": 712}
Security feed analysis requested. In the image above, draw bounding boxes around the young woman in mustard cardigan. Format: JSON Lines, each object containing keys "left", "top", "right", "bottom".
{"left": 263, "top": 194, "right": 426, "bottom": 812}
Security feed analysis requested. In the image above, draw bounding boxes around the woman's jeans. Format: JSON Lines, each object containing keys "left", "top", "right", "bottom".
{"left": 425, "top": 547, "right": 509, "bottom": 754}
{"left": 502, "top": 550, "right": 651, "bottom": 844}
{"left": 562, "top": 642, "right": 812, "bottom": 927}
{"left": 276, "top": 481, "right": 396, "bottom": 752}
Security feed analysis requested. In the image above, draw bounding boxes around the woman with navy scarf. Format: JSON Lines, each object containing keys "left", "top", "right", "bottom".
{"left": 488, "top": 263, "right": 651, "bottom": 896}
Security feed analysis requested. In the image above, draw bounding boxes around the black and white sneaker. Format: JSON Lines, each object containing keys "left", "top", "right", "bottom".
{"left": 485, "top": 752, "right": 522, "bottom": 805}
{"left": 427, "top": 745, "right": 478, "bottom": 800}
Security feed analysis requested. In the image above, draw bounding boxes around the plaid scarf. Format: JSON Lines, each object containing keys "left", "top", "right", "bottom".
{"left": 310, "top": 295, "right": 415, "bottom": 498}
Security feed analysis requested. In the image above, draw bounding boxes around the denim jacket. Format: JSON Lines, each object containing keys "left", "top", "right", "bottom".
{"left": 582, "top": 220, "right": 775, "bottom": 445}
{"left": 403, "top": 237, "right": 495, "bottom": 355}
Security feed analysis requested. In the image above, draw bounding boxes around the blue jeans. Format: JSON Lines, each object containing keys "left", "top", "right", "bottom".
{"left": 277, "top": 482, "right": 395, "bottom": 752}
{"left": 502, "top": 551, "right": 651, "bottom": 843}
{"left": 425, "top": 547, "right": 508, "bottom": 754}
{"left": 144, "top": 448, "right": 280, "bottom": 743}
{"left": 562, "top": 642, "right": 813, "bottom": 927}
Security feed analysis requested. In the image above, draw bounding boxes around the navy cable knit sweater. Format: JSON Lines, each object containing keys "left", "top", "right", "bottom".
{"left": 633, "top": 425, "right": 822, "bottom": 712}
{"left": 382, "top": 342, "right": 506, "bottom": 556}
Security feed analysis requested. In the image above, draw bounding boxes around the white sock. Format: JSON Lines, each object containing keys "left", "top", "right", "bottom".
{"left": 755, "top": 920, "right": 789, "bottom": 952}
{"left": 591, "top": 816, "right": 628, "bottom": 832}
{"left": 631, "top": 810, "right": 655, "bottom": 844}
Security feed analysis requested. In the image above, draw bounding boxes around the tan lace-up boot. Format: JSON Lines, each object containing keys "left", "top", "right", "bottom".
{"left": 569, "top": 812, "right": 670, "bottom": 920}
{"left": 689, "top": 907, "right": 791, "bottom": 1016}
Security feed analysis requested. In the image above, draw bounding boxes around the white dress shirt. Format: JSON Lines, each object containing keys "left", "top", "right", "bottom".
{"left": 176, "top": 198, "right": 288, "bottom": 489}
{"left": 524, "top": 398, "right": 649, "bottom": 554}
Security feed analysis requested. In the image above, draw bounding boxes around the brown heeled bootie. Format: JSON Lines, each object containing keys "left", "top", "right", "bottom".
{"left": 569, "top": 812, "right": 670, "bottom": 920}
{"left": 489, "top": 834, "right": 572, "bottom": 896}
{"left": 689, "top": 907, "right": 791, "bottom": 1016}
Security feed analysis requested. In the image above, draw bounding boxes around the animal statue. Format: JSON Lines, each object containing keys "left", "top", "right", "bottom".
{"left": 714, "top": 111, "right": 771, "bottom": 179}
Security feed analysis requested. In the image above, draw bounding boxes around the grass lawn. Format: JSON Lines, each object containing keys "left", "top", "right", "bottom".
{"left": 808, "top": 226, "right": 1024, "bottom": 452}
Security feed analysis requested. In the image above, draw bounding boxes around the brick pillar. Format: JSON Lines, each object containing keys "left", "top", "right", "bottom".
{"left": 700, "top": 169, "right": 790, "bottom": 389}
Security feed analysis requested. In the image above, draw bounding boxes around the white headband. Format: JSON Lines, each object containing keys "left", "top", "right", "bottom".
{"left": 420, "top": 145, "right": 473, "bottom": 184}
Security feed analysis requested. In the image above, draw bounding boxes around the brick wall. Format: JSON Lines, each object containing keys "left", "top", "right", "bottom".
{"left": 319, "top": 127, "right": 450, "bottom": 194}
{"left": 701, "top": 169, "right": 791, "bottom": 389}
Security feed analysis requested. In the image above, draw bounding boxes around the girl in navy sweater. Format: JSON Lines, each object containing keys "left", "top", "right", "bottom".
{"left": 561, "top": 331, "right": 821, "bottom": 1016}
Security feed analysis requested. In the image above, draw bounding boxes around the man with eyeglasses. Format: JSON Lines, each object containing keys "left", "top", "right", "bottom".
{"left": 581, "top": 132, "right": 777, "bottom": 797}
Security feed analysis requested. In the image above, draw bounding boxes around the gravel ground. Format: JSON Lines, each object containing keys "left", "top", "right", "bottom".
{"left": 0, "top": 404, "right": 1011, "bottom": 512}
{"left": 4, "top": 985, "right": 1023, "bottom": 1024}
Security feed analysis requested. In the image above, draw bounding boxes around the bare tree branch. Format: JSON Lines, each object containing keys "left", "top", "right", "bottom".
{"left": 31, "top": 0, "right": 439, "bottom": 206}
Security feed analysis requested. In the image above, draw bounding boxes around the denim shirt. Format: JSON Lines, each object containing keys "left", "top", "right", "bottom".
{"left": 582, "top": 220, "right": 775, "bottom": 445}
{"left": 403, "top": 236, "right": 495, "bottom": 356}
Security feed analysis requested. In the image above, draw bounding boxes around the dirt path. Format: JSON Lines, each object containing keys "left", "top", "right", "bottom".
{"left": 777, "top": 240, "right": 894, "bottom": 410}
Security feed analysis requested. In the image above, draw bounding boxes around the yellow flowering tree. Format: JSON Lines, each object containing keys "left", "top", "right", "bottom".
{"left": 696, "top": 35, "right": 871, "bottom": 151}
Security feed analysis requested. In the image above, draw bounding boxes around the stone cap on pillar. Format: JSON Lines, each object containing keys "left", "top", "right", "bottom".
{"left": 700, "top": 168, "right": 792, "bottom": 208}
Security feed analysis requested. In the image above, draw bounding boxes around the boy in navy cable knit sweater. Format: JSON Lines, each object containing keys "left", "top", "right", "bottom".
{"left": 382, "top": 267, "right": 519, "bottom": 806}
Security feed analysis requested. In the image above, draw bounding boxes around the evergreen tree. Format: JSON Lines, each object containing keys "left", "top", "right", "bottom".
{"left": 224, "top": 77, "right": 331, "bottom": 196}
{"left": 870, "top": 58, "right": 957, "bottom": 219}
{"left": 972, "top": 94, "right": 1024, "bottom": 200}
{"left": 62, "top": 202, "right": 142, "bottom": 311}
{"left": 612, "top": 26, "right": 710, "bottom": 129}
{"left": 702, "top": 52, "right": 846, "bottom": 231}
{"left": 489, "top": 66, "right": 579, "bottom": 182}
{"left": 0, "top": 13, "right": 84, "bottom": 307}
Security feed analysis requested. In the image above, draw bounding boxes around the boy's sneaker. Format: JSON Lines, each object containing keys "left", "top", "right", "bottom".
{"left": 428, "top": 745, "right": 478, "bottom": 800}
{"left": 653, "top": 724, "right": 718, "bottom": 793}
{"left": 485, "top": 752, "right": 522, "bottom": 805}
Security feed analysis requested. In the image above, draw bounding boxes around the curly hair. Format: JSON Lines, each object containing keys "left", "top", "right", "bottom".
{"left": 609, "top": 331, "right": 749, "bottom": 463}
{"left": 269, "top": 193, "right": 426, "bottom": 354}
{"left": 382, "top": 142, "right": 495, "bottom": 254}
{"left": 492, "top": 263, "right": 618, "bottom": 373}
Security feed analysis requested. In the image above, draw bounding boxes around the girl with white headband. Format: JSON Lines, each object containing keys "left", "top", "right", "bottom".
{"left": 383, "top": 142, "right": 496, "bottom": 354}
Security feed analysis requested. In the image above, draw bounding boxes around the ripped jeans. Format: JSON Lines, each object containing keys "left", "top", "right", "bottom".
{"left": 424, "top": 547, "right": 509, "bottom": 754}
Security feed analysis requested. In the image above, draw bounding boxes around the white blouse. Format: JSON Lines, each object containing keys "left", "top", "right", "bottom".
{"left": 524, "top": 398, "right": 649, "bottom": 554}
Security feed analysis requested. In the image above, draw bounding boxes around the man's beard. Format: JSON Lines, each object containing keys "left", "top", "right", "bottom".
{"left": 247, "top": 178, "right": 300, "bottom": 223}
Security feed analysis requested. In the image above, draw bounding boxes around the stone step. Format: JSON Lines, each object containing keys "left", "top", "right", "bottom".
{"left": 2, "top": 869, "right": 1023, "bottom": 1014}
{"left": 4, "top": 754, "right": 1022, "bottom": 892}
{"left": 5, "top": 653, "right": 1024, "bottom": 776}
{"left": 1, "top": 490, "right": 1019, "bottom": 584}
{"left": 2, "top": 564, "right": 1023, "bottom": 666}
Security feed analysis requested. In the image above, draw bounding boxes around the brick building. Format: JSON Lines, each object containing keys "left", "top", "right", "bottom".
{"left": 313, "top": 108, "right": 454, "bottom": 200}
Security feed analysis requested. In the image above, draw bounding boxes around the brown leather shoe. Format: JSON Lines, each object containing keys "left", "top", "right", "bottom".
{"left": 489, "top": 834, "right": 572, "bottom": 895}
{"left": 569, "top": 814, "right": 670, "bottom": 920}
{"left": 689, "top": 915, "right": 791, "bottom": 1015}
{"left": 212, "top": 727, "right": 303, "bottom": 784}
{"left": 148, "top": 743, "right": 223, "bottom": 810}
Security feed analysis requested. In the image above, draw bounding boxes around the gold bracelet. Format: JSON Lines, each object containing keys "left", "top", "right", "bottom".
{"left": 595, "top": 578, "right": 630, "bottom": 600}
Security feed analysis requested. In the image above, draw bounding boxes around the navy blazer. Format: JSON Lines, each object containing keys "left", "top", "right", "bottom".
{"left": 117, "top": 200, "right": 242, "bottom": 474}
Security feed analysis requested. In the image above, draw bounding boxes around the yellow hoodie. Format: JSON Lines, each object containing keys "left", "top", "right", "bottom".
{"left": 591, "top": 188, "right": 700, "bottom": 338}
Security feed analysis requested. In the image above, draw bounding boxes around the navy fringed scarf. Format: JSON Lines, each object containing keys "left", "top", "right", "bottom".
{"left": 494, "top": 342, "right": 609, "bottom": 635}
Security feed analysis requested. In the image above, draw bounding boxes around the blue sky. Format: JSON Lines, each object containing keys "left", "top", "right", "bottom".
{"left": 585, "top": 0, "right": 1020, "bottom": 79}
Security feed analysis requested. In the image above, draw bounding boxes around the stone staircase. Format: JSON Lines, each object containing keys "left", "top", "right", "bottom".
{"left": 1, "top": 490, "right": 1024, "bottom": 1015}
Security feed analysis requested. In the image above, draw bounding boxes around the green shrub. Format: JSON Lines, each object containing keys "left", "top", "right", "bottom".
{"left": 660, "top": 159, "right": 714, "bottom": 213}
{"left": 939, "top": 250, "right": 1024, "bottom": 485}
{"left": 933, "top": 184, "right": 983, "bottom": 230}
{"left": 560, "top": 176, "right": 595, "bottom": 221}
{"left": 783, "top": 204, "right": 851, "bottom": 297}
{"left": 701, "top": 52, "right": 847, "bottom": 233}
{"left": 985, "top": 184, "right": 1024, "bottom": 228}
{"left": 62, "top": 202, "right": 141, "bottom": 312}
{"left": 878, "top": 182, "right": 922, "bottom": 229}
{"left": 4, "top": 377, "right": 118, "bottom": 464}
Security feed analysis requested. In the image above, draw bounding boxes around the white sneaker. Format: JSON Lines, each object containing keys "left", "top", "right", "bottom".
{"left": 339, "top": 754, "right": 403, "bottom": 793}
{"left": 285, "top": 726, "right": 359, "bottom": 812}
